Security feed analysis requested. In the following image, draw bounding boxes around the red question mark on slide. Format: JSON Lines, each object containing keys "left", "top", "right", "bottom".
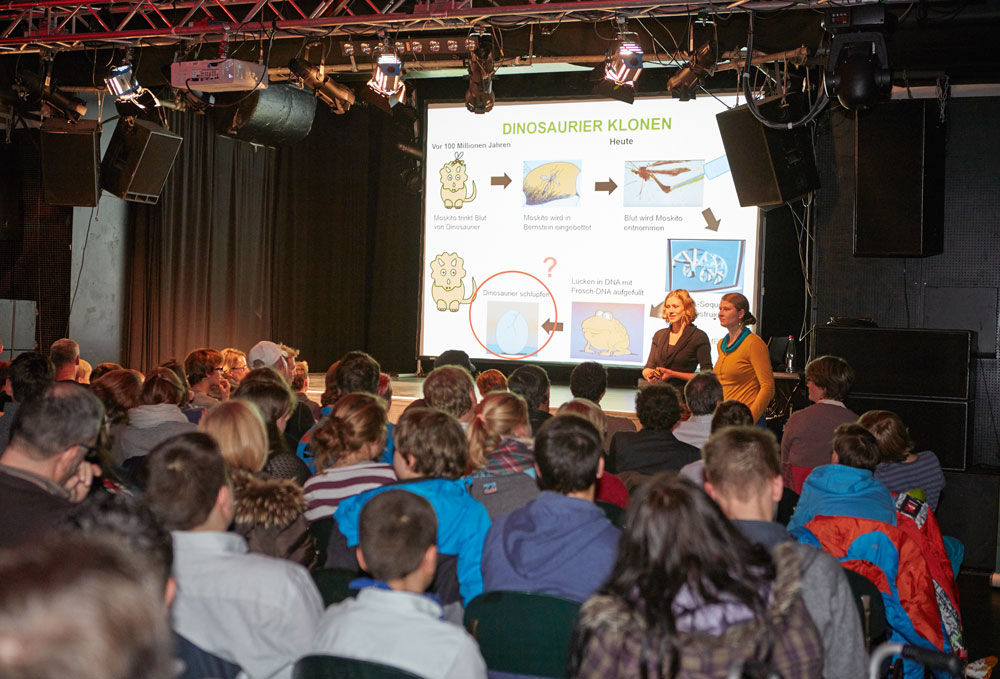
{"left": 544, "top": 257, "right": 557, "bottom": 277}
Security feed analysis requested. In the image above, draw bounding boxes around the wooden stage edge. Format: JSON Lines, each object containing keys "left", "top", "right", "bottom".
{"left": 306, "top": 373, "right": 641, "bottom": 429}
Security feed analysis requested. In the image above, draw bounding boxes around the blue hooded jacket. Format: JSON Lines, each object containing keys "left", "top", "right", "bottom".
{"left": 786, "top": 464, "right": 897, "bottom": 533}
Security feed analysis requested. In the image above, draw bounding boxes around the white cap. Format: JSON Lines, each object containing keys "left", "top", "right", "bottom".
{"left": 248, "top": 340, "right": 283, "bottom": 368}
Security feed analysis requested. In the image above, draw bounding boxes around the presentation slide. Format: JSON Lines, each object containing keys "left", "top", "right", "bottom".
{"left": 419, "top": 95, "right": 760, "bottom": 368}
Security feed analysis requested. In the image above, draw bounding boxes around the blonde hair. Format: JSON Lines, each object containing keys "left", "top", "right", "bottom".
{"left": 661, "top": 289, "right": 698, "bottom": 324}
{"left": 556, "top": 398, "right": 609, "bottom": 440}
{"left": 466, "top": 391, "right": 529, "bottom": 471}
{"left": 219, "top": 348, "right": 247, "bottom": 373}
{"left": 309, "top": 393, "right": 388, "bottom": 472}
{"left": 198, "top": 399, "right": 269, "bottom": 471}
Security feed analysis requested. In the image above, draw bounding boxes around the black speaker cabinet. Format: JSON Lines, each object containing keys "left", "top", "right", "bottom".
{"left": 40, "top": 118, "right": 100, "bottom": 207}
{"left": 716, "top": 94, "right": 820, "bottom": 208}
{"left": 814, "top": 327, "right": 975, "bottom": 399}
{"left": 938, "top": 471, "right": 1000, "bottom": 571}
{"left": 853, "top": 100, "right": 945, "bottom": 257}
{"left": 100, "top": 119, "right": 183, "bottom": 204}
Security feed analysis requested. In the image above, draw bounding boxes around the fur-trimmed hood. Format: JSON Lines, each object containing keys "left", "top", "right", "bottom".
{"left": 230, "top": 468, "right": 307, "bottom": 529}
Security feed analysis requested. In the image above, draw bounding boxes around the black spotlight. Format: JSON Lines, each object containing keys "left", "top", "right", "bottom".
{"left": 823, "top": 6, "right": 894, "bottom": 111}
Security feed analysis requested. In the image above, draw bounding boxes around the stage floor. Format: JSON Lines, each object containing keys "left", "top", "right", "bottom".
{"left": 307, "top": 374, "right": 641, "bottom": 428}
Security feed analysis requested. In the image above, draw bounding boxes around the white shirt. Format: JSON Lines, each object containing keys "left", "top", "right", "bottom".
{"left": 673, "top": 413, "right": 714, "bottom": 449}
{"left": 311, "top": 587, "right": 487, "bottom": 679}
{"left": 171, "top": 531, "right": 323, "bottom": 679}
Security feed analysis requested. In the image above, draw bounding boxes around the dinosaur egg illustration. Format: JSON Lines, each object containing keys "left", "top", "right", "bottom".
{"left": 496, "top": 309, "right": 530, "bottom": 354}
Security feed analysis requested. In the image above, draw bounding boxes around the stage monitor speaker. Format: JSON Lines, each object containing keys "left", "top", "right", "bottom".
{"left": 40, "top": 118, "right": 100, "bottom": 207}
{"left": 843, "top": 395, "right": 971, "bottom": 470}
{"left": 100, "top": 119, "right": 183, "bottom": 204}
{"left": 814, "top": 327, "right": 975, "bottom": 400}
{"left": 853, "top": 99, "right": 945, "bottom": 257}
{"left": 716, "top": 94, "right": 820, "bottom": 208}
{"left": 938, "top": 471, "right": 1000, "bottom": 572}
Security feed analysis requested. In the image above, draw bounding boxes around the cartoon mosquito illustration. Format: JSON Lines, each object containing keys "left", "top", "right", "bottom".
{"left": 625, "top": 160, "right": 699, "bottom": 199}
{"left": 539, "top": 170, "right": 561, "bottom": 195}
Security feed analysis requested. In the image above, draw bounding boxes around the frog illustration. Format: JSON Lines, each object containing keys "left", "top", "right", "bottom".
{"left": 581, "top": 310, "right": 632, "bottom": 356}
{"left": 430, "top": 252, "right": 476, "bottom": 312}
{"left": 439, "top": 152, "right": 477, "bottom": 209}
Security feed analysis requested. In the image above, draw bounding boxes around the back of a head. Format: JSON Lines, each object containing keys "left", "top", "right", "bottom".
{"left": 476, "top": 369, "right": 507, "bottom": 398}
{"left": 507, "top": 365, "right": 550, "bottom": 411}
{"left": 309, "top": 393, "right": 387, "bottom": 471}
{"left": 198, "top": 399, "right": 269, "bottom": 472}
{"left": 141, "top": 367, "right": 185, "bottom": 407}
{"left": 684, "top": 371, "right": 723, "bottom": 416}
{"left": 634, "top": 383, "right": 682, "bottom": 431}
{"left": 555, "top": 398, "right": 608, "bottom": 440}
{"left": 183, "top": 348, "right": 222, "bottom": 387}
{"left": 710, "top": 399, "right": 754, "bottom": 433}
{"left": 335, "top": 351, "right": 380, "bottom": 396}
{"left": 291, "top": 360, "right": 309, "bottom": 391}
{"left": 358, "top": 489, "right": 437, "bottom": 582}
{"left": 10, "top": 382, "right": 103, "bottom": 461}
{"left": 76, "top": 359, "right": 93, "bottom": 384}
{"left": 394, "top": 407, "right": 467, "bottom": 480}
{"left": 0, "top": 532, "right": 173, "bottom": 679}
{"left": 832, "top": 423, "right": 881, "bottom": 471}
{"left": 569, "top": 361, "right": 607, "bottom": 403}
{"left": 145, "top": 432, "right": 228, "bottom": 531}
{"left": 534, "top": 414, "right": 604, "bottom": 494}
{"left": 434, "top": 349, "right": 476, "bottom": 374}
{"left": 91, "top": 362, "right": 123, "bottom": 382}
{"left": 232, "top": 368, "right": 295, "bottom": 424}
{"left": 9, "top": 351, "right": 55, "bottom": 402}
{"left": 49, "top": 338, "right": 80, "bottom": 371}
{"left": 156, "top": 360, "right": 191, "bottom": 405}
{"left": 857, "top": 409, "right": 912, "bottom": 464}
{"left": 422, "top": 365, "right": 475, "bottom": 419}
{"left": 466, "top": 391, "right": 529, "bottom": 470}
{"left": 805, "top": 355, "right": 855, "bottom": 401}
{"left": 703, "top": 426, "right": 781, "bottom": 504}
{"left": 91, "top": 369, "right": 143, "bottom": 421}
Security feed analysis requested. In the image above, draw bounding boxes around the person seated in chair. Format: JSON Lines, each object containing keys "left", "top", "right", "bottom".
{"left": 311, "top": 490, "right": 486, "bottom": 679}
{"left": 607, "top": 383, "right": 699, "bottom": 475}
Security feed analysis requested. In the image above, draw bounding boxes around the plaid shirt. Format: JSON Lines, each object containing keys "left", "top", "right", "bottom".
{"left": 483, "top": 438, "right": 534, "bottom": 476}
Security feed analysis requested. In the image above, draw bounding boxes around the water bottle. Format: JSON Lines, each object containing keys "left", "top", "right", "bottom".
{"left": 784, "top": 335, "right": 796, "bottom": 373}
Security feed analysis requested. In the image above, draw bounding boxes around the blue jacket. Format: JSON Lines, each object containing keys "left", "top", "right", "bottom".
{"left": 481, "top": 491, "right": 619, "bottom": 603}
{"left": 335, "top": 478, "right": 490, "bottom": 606}
{"left": 787, "top": 464, "right": 897, "bottom": 533}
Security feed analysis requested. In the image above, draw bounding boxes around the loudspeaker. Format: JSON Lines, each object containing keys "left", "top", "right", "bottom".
{"left": 716, "top": 94, "right": 820, "bottom": 207}
{"left": 844, "top": 395, "right": 971, "bottom": 470}
{"left": 40, "top": 118, "right": 100, "bottom": 206}
{"left": 758, "top": 205, "right": 806, "bottom": 346}
{"left": 814, "top": 327, "right": 976, "bottom": 399}
{"left": 854, "top": 99, "right": 945, "bottom": 257}
{"left": 938, "top": 471, "right": 1000, "bottom": 571}
{"left": 211, "top": 83, "right": 316, "bottom": 147}
{"left": 100, "top": 119, "right": 183, "bottom": 204}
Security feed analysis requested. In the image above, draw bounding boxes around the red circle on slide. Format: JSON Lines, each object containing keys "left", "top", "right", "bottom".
{"left": 468, "top": 270, "right": 558, "bottom": 360}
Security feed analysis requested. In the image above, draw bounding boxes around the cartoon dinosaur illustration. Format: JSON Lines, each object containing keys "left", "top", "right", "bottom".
{"left": 430, "top": 252, "right": 476, "bottom": 312}
{"left": 581, "top": 310, "right": 632, "bottom": 356}
{"left": 439, "top": 152, "right": 477, "bottom": 209}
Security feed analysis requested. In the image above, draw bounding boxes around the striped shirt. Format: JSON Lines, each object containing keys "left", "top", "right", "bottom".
{"left": 304, "top": 462, "right": 397, "bottom": 523}
{"left": 874, "top": 450, "right": 946, "bottom": 512}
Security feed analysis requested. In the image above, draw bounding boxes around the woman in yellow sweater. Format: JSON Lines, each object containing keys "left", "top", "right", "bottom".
{"left": 714, "top": 292, "right": 774, "bottom": 422}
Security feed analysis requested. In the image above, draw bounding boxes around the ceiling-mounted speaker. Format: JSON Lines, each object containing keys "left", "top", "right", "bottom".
{"left": 100, "top": 119, "right": 183, "bottom": 204}
{"left": 40, "top": 118, "right": 101, "bottom": 206}
{"left": 211, "top": 83, "right": 316, "bottom": 146}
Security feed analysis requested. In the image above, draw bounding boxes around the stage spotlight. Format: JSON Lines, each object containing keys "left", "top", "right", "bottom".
{"left": 105, "top": 63, "right": 141, "bottom": 102}
{"left": 465, "top": 33, "right": 495, "bottom": 114}
{"left": 667, "top": 41, "right": 717, "bottom": 101}
{"left": 823, "top": 5, "right": 893, "bottom": 111}
{"left": 368, "top": 40, "right": 406, "bottom": 107}
{"left": 17, "top": 70, "right": 87, "bottom": 121}
{"left": 605, "top": 35, "right": 643, "bottom": 87}
{"left": 288, "top": 58, "right": 356, "bottom": 114}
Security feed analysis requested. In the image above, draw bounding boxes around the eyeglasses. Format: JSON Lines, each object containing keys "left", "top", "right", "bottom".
{"left": 78, "top": 443, "right": 101, "bottom": 461}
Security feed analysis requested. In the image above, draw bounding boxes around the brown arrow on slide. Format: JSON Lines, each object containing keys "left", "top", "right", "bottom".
{"left": 702, "top": 208, "right": 721, "bottom": 231}
{"left": 491, "top": 173, "right": 512, "bottom": 188}
{"left": 595, "top": 178, "right": 618, "bottom": 194}
{"left": 542, "top": 319, "right": 564, "bottom": 333}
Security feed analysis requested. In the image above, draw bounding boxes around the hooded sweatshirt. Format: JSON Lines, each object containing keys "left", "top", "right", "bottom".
{"left": 786, "top": 463, "right": 897, "bottom": 534}
{"left": 481, "top": 491, "right": 619, "bottom": 603}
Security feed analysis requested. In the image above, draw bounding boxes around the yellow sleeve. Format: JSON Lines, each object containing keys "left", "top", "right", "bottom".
{"left": 748, "top": 336, "right": 775, "bottom": 422}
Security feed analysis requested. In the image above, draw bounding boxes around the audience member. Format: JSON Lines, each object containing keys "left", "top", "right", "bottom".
{"left": 781, "top": 355, "right": 858, "bottom": 493}
{"left": 482, "top": 415, "right": 619, "bottom": 602}
{"left": 711, "top": 398, "right": 754, "bottom": 430}
{"left": 199, "top": 400, "right": 314, "bottom": 565}
{"left": 476, "top": 368, "right": 507, "bottom": 398}
{"left": 569, "top": 475, "right": 824, "bottom": 679}
{"left": 312, "top": 490, "right": 487, "bottom": 679}
{"left": 327, "top": 408, "right": 491, "bottom": 613}
{"left": 0, "top": 382, "right": 104, "bottom": 548}
{"left": 787, "top": 423, "right": 897, "bottom": 533}
{"left": 303, "top": 393, "right": 395, "bottom": 522}
{"left": 91, "top": 369, "right": 143, "bottom": 453}
{"left": 0, "top": 351, "right": 55, "bottom": 448}
{"left": 556, "top": 399, "right": 629, "bottom": 509}
{"left": 569, "top": 361, "right": 637, "bottom": 450}
{"left": 860, "top": 409, "right": 946, "bottom": 512}
{"left": 0, "top": 532, "right": 174, "bottom": 679}
{"left": 423, "top": 364, "right": 477, "bottom": 424}
{"left": 466, "top": 390, "right": 533, "bottom": 476}
{"left": 233, "top": 369, "right": 310, "bottom": 484}
{"left": 703, "top": 426, "right": 866, "bottom": 679}
{"left": 49, "top": 337, "right": 80, "bottom": 382}
{"left": 672, "top": 371, "right": 723, "bottom": 449}
{"left": 508, "top": 364, "right": 552, "bottom": 434}
{"left": 219, "top": 348, "right": 249, "bottom": 389}
{"left": 376, "top": 371, "right": 393, "bottom": 405}
{"left": 248, "top": 341, "right": 316, "bottom": 451}
{"left": 76, "top": 358, "right": 93, "bottom": 384}
{"left": 90, "top": 361, "right": 123, "bottom": 382}
{"left": 607, "top": 383, "right": 699, "bottom": 474}
{"left": 115, "top": 368, "right": 196, "bottom": 465}
{"left": 293, "top": 359, "right": 322, "bottom": 420}
{"left": 158, "top": 359, "right": 200, "bottom": 423}
{"left": 144, "top": 432, "right": 322, "bottom": 679}
{"left": 185, "top": 348, "right": 226, "bottom": 409}
{"left": 402, "top": 349, "right": 477, "bottom": 415}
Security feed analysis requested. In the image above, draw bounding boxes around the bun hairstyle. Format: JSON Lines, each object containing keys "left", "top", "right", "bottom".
{"left": 308, "top": 393, "right": 387, "bottom": 472}
{"left": 721, "top": 292, "right": 757, "bottom": 327}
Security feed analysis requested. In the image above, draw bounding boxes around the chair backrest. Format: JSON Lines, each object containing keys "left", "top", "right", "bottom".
{"left": 467, "top": 472, "right": 540, "bottom": 519}
{"left": 843, "top": 567, "right": 888, "bottom": 650}
{"left": 595, "top": 500, "right": 625, "bottom": 528}
{"left": 308, "top": 517, "right": 336, "bottom": 566}
{"left": 311, "top": 568, "right": 361, "bottom": 607}
{"left": 463, "top": 590, "right": 582, "bottom": 678}
{"left": 293, "top": 655, "right": 424, "bottom": 679}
